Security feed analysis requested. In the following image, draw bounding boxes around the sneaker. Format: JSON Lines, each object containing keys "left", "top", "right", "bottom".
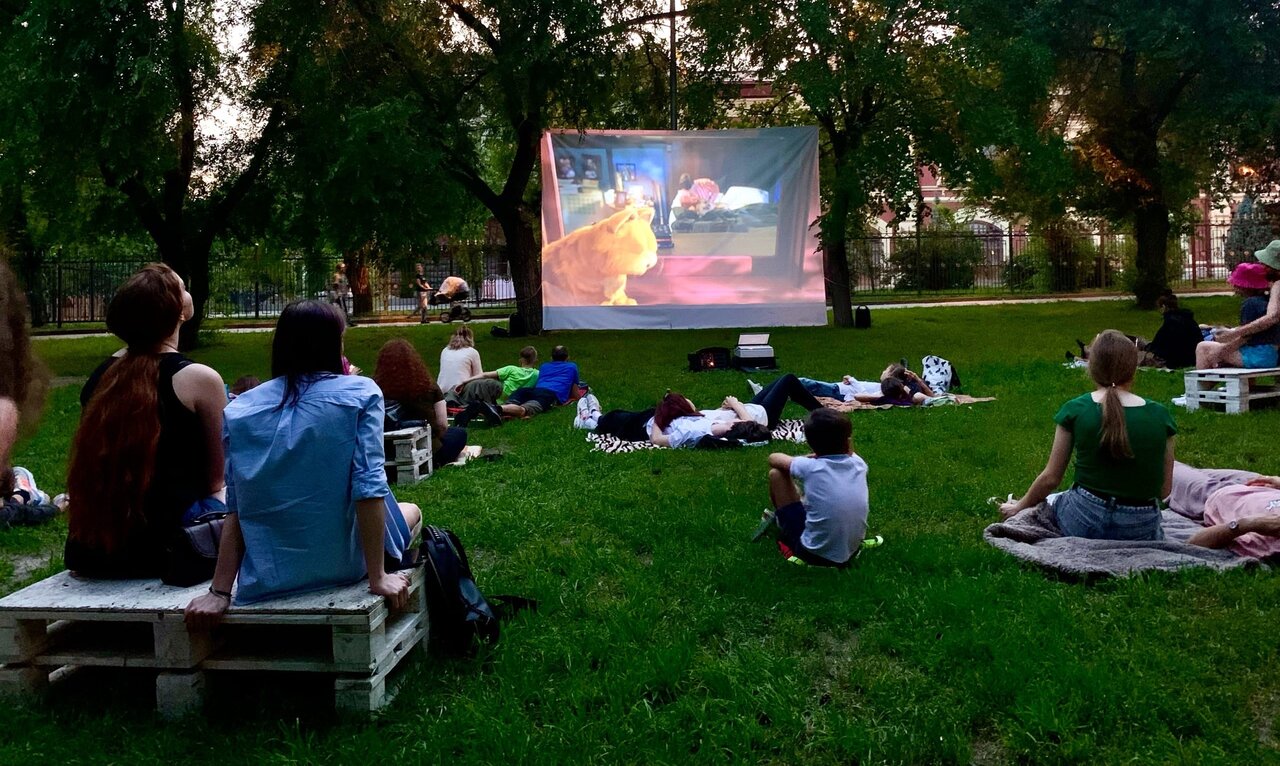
{"left": 574, "top": 396, "right": 598, "bottom": 429}
{"left": 454, "top": 401, "right": 484, "bottom": 428}
{"left": 861, "top": 534, "right": 885, "bottom": 549}
{"left": 480, "top": 402, "right": 504, "bottom": 427}
{"left": 751, "top": 509, "right": 776, "bottom": 542}
{"left": 747, "top": 379, "right": 763, "bottom": 396}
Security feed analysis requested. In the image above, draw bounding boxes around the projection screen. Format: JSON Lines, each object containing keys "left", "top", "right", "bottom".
{"left": 540, "top": 128, "right": 824, "bottom": 330}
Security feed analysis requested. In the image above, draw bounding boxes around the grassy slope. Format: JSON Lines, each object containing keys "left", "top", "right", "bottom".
{"left": 4, "top": 296, "right": 1279, "bottom": 765}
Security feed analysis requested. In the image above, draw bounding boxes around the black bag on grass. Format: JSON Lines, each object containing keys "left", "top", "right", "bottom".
{"left": 420, "top": 525, "right": 499, "bottom": 655}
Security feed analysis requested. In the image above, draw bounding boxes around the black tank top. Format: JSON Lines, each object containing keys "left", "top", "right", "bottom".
{"left": 65, "top": 353, "right": 210, "bottom": 578}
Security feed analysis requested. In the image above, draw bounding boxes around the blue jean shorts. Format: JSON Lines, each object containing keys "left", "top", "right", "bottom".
{"left": 1053, "top": 485, "right": 1164, "bottom": 541}
{"left": 1240, "top": 344, "right": 1279, "bottom": 369}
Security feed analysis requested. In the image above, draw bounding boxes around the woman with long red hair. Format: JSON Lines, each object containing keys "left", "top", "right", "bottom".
{"left": 374, "top": 338, "right": 468, "bottom": 468}
{"left": 65, "top": 264, "right": 228, "bottom": 577}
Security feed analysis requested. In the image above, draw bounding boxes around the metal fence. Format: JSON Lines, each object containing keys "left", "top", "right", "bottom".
{"left": 845, "top": 222, "right": 1247, "bottom": 298}
{"left": 20, "top": 243, "right": 517, "bottom": 327}
{"left": 14, "top": 223, "right": 1265, "bottom": 325}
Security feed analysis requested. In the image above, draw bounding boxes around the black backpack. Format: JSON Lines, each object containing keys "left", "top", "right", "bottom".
{"left": 420, "top": 525, "right": 499, "bottom": 655}
{"left": 854, "top": 304, "right": 871, "bottom": 329}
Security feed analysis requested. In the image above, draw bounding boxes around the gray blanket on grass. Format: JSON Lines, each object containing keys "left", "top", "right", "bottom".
{"left": 983, "top": 501, "right": 1267, "bottom": 578}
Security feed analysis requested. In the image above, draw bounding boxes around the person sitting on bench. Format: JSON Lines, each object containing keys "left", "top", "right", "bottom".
{"left": 185, "top": 301, "right": 416, "bottom": 627}
{"left": 1196, "top": 261, "right": 1280, "bottom": 370}
{"left": 373, "top": 338, "right": 467, "bottom": 469}
{"left": 65, "top": 264, "right": 227, "bottom": 579}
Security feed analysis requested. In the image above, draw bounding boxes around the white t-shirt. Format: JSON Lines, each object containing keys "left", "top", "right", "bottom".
{"left": 837, "top": 378, "right": 881, "bottom": 401}
{"left": 790, "top": 454, "right": 870, "bottom": 563}
{"left": 700, "top": 405, "right": 767, "bottom": 426}
{"left": 437, "top": 347, "right": 482, "bottom": 392}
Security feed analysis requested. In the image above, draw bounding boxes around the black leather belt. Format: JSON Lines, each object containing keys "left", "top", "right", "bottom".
{"left": 1072, "top": 484, "right": 1158, "bottom": 508}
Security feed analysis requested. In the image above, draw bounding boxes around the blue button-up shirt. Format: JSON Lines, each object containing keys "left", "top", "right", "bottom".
{"left": 224, "top": 374, "right": 412, "bottom": 605}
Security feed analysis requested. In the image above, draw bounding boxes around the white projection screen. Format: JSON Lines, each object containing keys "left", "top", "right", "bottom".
{"left": 540, "top": 128, "right": 825, "bottom": 330}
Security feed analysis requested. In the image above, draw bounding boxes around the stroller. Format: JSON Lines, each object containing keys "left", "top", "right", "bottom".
{"left": 430, "top": 287, "right": 472, "bottom": 323}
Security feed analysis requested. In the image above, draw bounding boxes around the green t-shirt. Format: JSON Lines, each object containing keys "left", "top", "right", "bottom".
{"left": 497, "top": 365, "right": 539, "bottom": 399}
{"left": 1054, "top": 393, "right": 1177, "bottom": 500}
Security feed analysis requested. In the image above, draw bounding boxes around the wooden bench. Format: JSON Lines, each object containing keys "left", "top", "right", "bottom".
{"left": 1183, "top": 367, "right": 1280, "bottom": 413}
{"left": 0, "top": 568, "right": 427, "bottom": 717}
{"left": 385, "top": 426, "right": 432, "bottom": 484}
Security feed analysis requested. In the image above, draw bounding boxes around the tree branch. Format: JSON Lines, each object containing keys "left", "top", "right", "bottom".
{"left": 440, "top": 1, "right": 500, "bottom": 52}
{"left": 196, "top": 103, "right": 286, "bottom": 251}
{"left": 99, "top": 162, "right": 168, "bottom": 247}
{"left": 561, "top": 9, "right": 691, "bottom": 49}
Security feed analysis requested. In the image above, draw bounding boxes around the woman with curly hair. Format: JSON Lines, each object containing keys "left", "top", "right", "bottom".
{"left": 66, "top": 264, "right": 227, "bottom": 577}
{"left": 375, "top": 338, "right": 468, "bottom": 469}
{"left": 0, "top": 258, "right": 47, "bottom": 501}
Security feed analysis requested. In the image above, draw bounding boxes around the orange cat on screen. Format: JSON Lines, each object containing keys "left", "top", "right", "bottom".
{"left": 543, "top": 206, "right": 659, "bottom": 306}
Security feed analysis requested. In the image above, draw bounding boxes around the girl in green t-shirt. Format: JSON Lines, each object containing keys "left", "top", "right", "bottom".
{"left": 999, "top": 330, "right": 1177, "bottom": 541}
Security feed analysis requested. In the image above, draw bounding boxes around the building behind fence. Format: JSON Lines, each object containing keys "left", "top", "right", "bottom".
{"left": 15, "top": 224, "right": 1249, "bottom": 326}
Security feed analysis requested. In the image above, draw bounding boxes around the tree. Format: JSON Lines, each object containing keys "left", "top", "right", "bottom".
{"left": 0, "top": 0, "right": 305, "bottom": 344}
{"left": 687, "top": 0, "right": 955, "bottom": 326}
{"left": 348, "top": 0, "right": 681, "bottom": 334}
{"left": 1224, "top": 194, "right": 1277, "bottom": 270}
{"left": 952, "top": 0, "right": 1280, "bottom": 307}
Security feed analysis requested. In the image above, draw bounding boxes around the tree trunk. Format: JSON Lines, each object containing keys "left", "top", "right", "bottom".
{"left": 499, "top": 205, "right": 543, "bottom": 335}
{"left": 1132, "top": 202, "right": 1170, "bottom": 309}
{"left": 821, "top": 186, "right": 854, "bottom": 327}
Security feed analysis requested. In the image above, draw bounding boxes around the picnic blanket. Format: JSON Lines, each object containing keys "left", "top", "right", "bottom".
{"left": 983, "top": 499, "right": 1266, "bottom": 578}
{"left": 816, "top": 394, "right": 996, "bottom": 412}
{"left": 587, "top": 418, "right": 806, "bottom": 454}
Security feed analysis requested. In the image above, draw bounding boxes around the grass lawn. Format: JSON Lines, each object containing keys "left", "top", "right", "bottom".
{"left": 4, "top": 296, "right": 1280, "bottom": 765}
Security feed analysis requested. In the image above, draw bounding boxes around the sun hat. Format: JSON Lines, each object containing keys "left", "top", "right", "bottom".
{"left": 1228, "top": 261, "right": 1271, "bottom": 290}
{"left": 1254, "top": 240, "right": 1280, "bottom": 271}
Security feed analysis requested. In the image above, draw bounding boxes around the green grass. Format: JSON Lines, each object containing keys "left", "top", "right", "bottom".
{"left": 5, "top": 295, "right": 1280, "bottom": 764}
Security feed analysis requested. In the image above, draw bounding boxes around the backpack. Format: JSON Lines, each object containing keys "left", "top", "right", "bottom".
{"left": 854, "top": 305, "right": 871, "bottom": 329}
{"left": 420, "top": 525, "right": 499, "bottom": 655}
{"left": 921, "top": 355, "right": 961, "bottom": 394}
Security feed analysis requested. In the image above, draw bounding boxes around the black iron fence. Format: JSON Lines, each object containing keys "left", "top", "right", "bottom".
{"left": 14, "top": 223, "right": 1264, "bottom": 326}
{"left": 846, "top": 222, "right": 1247, "bottom": 298}
{"left": 19, "top": 243, "right": 517, "bottom": 327}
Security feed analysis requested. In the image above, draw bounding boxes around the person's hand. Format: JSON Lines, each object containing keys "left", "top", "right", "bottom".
{"left": 1215, "top": 328, "right": 1237, "bottom": 343}
{"left": 1247, "top": 475, "right": 1280, "bottom": 489}
{"left": 348, "top": 364, "right": 362, "bottom": 376}
{"left": 722, "top": 395, "right": 739, "bottom": 408}
{"left": 998, "top": 499, "right": 1022, "bottom": 519}
{"left": 369, "top": 571, "right": 410, "bottom": 609}
{"left": 842, "top": 376, "right": 853, "bottom": 384}
{"left": 184, "top": 591, "right": 230, "bottom": 632}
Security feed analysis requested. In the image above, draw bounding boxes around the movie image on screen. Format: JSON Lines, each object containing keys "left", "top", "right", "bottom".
{"left": 540, "top": 128, "right": 824, "bottom": 330}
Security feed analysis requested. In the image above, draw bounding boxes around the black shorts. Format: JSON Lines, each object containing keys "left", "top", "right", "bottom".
{"left": 774, "top": 501, "right": 850, "bottom": 568}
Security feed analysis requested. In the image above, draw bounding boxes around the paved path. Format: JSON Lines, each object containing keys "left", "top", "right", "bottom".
{"left": 32, "top": 293, "right": 1233, "bottom": 341}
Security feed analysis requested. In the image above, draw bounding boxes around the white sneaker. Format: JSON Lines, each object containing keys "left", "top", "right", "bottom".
{"left": 574, "top": 395, "right": 602, "bottom": 429}
{"left": 747, "top": 379, "right": 763, "bottom": 396}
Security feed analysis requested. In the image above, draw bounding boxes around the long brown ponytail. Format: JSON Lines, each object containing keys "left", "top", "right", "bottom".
{"left": 67, "top": 264, "right": 184, "bottom": 552}
{"left": 1087, "top": 329, "right": 1139, "bottom": 460}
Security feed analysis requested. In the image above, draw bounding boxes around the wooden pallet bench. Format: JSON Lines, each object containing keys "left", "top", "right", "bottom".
{"left": 0, "top": 568, "right": 427, "bottom": 717}
{"left": 385, "top": 426, "right": 432, "bottom": 484}
{"left": 1183, "top": 366, "right": 1280, "bottom": 413}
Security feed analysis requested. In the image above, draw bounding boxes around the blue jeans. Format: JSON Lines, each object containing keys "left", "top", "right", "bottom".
{"left": 1053, "top": 486, "right": 1164, "bottom": 541}
{"left": 797, "top": 377, "right": 841, "bottom": 399}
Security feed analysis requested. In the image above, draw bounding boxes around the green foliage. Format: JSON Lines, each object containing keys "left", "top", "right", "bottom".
{"left": 887, "top": 210, "right": 984, "bottom": 291}
{"left": 7, "top": 299, "right": 1280, "bottom": 763}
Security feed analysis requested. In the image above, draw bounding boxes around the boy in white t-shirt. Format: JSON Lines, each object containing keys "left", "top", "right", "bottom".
{"left": 755, "top": 408, "right": 870, "bottom": 568}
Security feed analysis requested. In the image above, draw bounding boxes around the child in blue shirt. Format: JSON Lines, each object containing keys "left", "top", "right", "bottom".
{"left": 757, "top": 408, "right": 870, "bottom": 567}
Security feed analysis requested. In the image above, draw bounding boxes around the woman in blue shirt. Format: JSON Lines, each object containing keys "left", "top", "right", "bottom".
{"left": 186, "top": 301, "right": 416, "bottom": 626}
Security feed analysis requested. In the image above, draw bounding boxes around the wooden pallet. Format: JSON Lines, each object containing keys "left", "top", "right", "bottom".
{"left": 385, "top": 426, "right": 432, "bottom": 484}
{"left": 0, "top": 568, "right": 428, "bottom": 717}
{"left": 1184, "top": 366, "right": 1280, "bottom": 413}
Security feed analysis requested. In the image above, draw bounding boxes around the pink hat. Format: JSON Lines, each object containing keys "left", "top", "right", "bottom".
{"left": 1228, "top": 261, "right": 1272, "bottom": 290}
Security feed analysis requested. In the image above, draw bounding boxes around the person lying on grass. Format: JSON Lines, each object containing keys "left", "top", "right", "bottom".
{"left": 999, "top": 329, "right": 1176, "bottom": 541}
{"left": 792, "top": 363, "right": 935, "bottom": 403}
{"left": 501, "top": 345, "right": 581, "bottom": 419}
{"left": 753, "top": 408, "right": 869, "bottom": 569}
{"left": 1169, "top": 462, "right": 1280, "bottom": 559}
{"left": 186, "top": 301, "right": 417, "bottom": 629}
{"left": 647, "top": 375, "right": 822, "bottom": 448}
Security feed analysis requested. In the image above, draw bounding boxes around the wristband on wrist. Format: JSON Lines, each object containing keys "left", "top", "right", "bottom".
{"left": 209, "top": 586, "right": 232, "bottom": 600}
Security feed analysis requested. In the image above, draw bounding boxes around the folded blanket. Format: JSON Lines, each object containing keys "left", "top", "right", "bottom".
{"left": 983, "top": 501, "right": 1266, "bottom": 578}
{"left": 587, "top": 418, "right": 806, "bottom": 454}
{"left": 816, "top": 394, "right": 996, "bottom": 412}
